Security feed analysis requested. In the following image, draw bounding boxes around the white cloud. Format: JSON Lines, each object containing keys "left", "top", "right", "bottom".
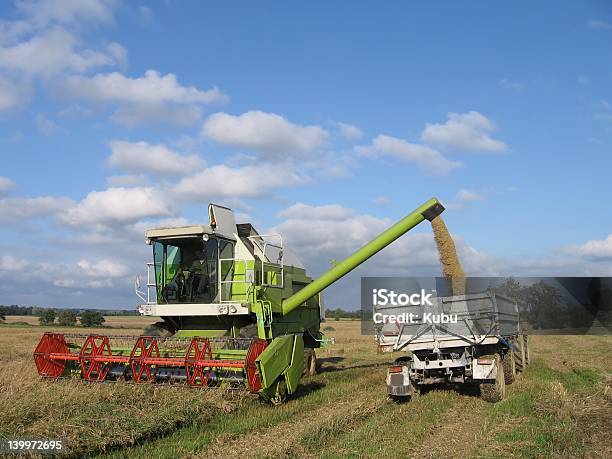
{"left": 15, "top": 0, "right": 116, "bottom": 29}
{"left": 202, "top": 110, "right": 328, "bottom": 154}
{"left": 279, "top": 203, "right": 356, "bottom": 221}
{"left": 566, "top": 234, "right": 612, "bottom": 260}
{"left": 0, "top": 76, "right": 28, "bottom": 110}
{"left": 276, "top": 203, "right": 488, "bottom": 275}
{"left": 85, "top": 278, "right": 114, "bottom": 288}
{"left": 0, "top": 196, "right": 72, "bottom": 222}
{"left": 0, "top": 1, "right": 124, "bottom": 115}
{"left": 110, "top": 102, "right": 202, "bottom": 127}
{"left": 356, "top": 134, "right": 461, "bottom": 175}
{"left": 273, "top": 202, "right": 612, "bottom": 307}
{"left": 0, "top": 28, "right": 122, "bottom": 75}
{"left": 498, "top": 78, "right": 523, "bottom": 91}
{"left": 35, "top": 113, "right": 59, "bottom": 135}
{"left": 588, "top": 19, "right": 612, "bottom": 30}
{"left": 276, "top": 203, "right": 393, "bottom": 255}
{"left": 61, "top": 70, "right": 227, "bottom": 105}
{"left": 77, "top": 259, "right": 130, "bottom": 278}
{"left": 108, "top": 140, "right": 204, "bottom": 176}
{"left": 332, "top": 121, "right": 363, "bottom": 140}
{"left": 139, "top": 5, "right": 153, "bottom": 21}
{"left": 61, "top": 187, "right": 174, "bottom": 226}
{"left": 106, "top": 174, "right": 149, "bottom": 187}
{"left": 57, "top": 104, "right": 92, "bottom": 117}
{"left": 421, "top": 111, "right": 507, "bottom": 152}
{"left": 456, "top": 189, "right": 484, "bottom": 202}
{"left": 0, "top": 176, "right": 15, "bottom": 192}
{"left": 446, "top": 189, "right": 485, "bottom": 210}
{"left": 53, "top": 278, "right": 75, "bottom": 287}
{"left": 173, "top": 163, "right": 308, "bottom": 200}
{"left": 130, "top": 217, "right": 194, "bottom": 238}
{"left": 0, "top": 247, "right": 139, "bottom": 305}
{"left": 104, "top": 41, "right": 127, "bottom": 67}
{"left": 274, "top": 203, "right": 454, "bottom": 275}
{"left": 371, "top": 196, "right": 391, "bottom": 205}
{"left": 59, "top": 70, "right": 226, "bottom": 126}
{"left": 0, "top": 0, "right": 119, "bottom": 107}
{"left": 0, "top": 255, "right": 29, "bottom": 272}
{"left": 0, "top": 0, "right": 116, "bottom": 44}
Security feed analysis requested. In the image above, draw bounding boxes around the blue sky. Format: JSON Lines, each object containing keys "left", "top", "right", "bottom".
{"left": 0, "top": 0, "right": 611, "bottom": 310}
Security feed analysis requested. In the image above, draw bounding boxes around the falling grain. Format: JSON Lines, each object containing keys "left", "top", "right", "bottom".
{"left": 431, "top": 216, "right": 465, "bottom": 295}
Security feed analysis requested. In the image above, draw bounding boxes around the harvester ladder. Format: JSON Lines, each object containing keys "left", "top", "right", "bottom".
{"left": 146, "top": 262, "right": 156, "bottom": 304}
{"left": 247, "top": 234, "right": 284, "bottom": 289}
{"left": 135, "top": 262, "right": 157, "bottom": 305}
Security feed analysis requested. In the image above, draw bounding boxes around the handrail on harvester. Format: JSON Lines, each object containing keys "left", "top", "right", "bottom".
{"left": 280, "top": 197, "right": 445, "bottom": 315}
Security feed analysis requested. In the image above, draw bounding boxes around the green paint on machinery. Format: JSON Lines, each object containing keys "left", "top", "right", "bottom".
{"left": 34, "top": 197, "right": 444, "bottom": 403}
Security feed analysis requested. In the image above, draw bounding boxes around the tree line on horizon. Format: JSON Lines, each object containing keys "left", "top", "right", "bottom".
{"left": 325, "top": 308, "right": 362, "bottom": 320}
{"left": 0, "top": 305, "right": 138, "bottom": 327}
{"left": 0, "top": 304, "right": 138, "bottom": 316}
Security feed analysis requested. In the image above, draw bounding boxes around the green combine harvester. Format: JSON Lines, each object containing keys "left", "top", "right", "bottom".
{"left": 34, "top": 198, "right": 444, "bottom": 403}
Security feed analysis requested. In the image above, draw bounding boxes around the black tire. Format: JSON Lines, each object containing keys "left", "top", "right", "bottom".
{"left": 270, "top": 380, "right": 287, "bottom": 406}
{"left": 410, "top": 381, "right": 420, "bottom": 399}
{"left": 143, "top": 321, "right": 173, "bottom": 337}
{"left": 303, "top": 348, "right": 317, "bottom": 376}
{"left": 388, "top": 382, "right": 419, "bottom": 403}
{"left": 238, "top": 323, "right": 259, "bottom": 338}
{"left": 388, "top": 394, "right": 410, "bottom": 403}
{"left": 309, "top": 349, "right": 317, "bottom": 376}
{"left": 480, "top": 355, "right": 506, "bottom": 402}
{"left": 514, "top": 336, "right": 525, "bottom": 372}
{"left": 502, "top": 349, "right": 516, "bottom": 384}
{"left": 523, "top": 335, "right": 530, "bottom": 365}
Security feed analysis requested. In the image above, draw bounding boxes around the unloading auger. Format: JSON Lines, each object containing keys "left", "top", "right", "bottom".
{"left": 34, "top": 198, "right": 445, "bottom": 403}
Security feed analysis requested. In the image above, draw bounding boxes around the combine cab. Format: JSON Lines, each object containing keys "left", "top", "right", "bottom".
{"left": 34, "top": 199, "right": 445, "bottom": 403}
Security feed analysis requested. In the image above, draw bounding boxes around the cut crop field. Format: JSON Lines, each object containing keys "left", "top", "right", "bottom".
{"left": 0, "top": 317, "right": 610, "bottom": 458}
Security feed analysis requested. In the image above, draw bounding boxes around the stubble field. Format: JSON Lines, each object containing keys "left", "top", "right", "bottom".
{"left": 0, "top": 317, "right": 610, "bottom": 458}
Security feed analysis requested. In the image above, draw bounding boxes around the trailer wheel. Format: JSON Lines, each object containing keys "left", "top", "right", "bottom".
{"left": 303, "top": 348, "right": 317, "bottom": 376}
{"left": 502, "top": 349, "right": 516, "bottom": 384}
{"left": 514, "top": 336, "right": 525, "bottom": 372}
{"left": 389, "top": 394, "right": 409, "bottom": 403}
{"left": 523, "top": 335, "right": 530, "bottom": 365}
{"left": 480, "top": 355, "right": 506, "bottom": 402}
{"left": 410, "top": 381, "right": 420, "bottom": 399}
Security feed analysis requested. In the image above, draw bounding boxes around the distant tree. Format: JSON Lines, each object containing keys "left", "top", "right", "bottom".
{"left": 57, "top": 310, "right": 78, "bottom": 327}
{"left": 38, "top": 309, "right": 56, "bottom": 326}
{"left": 525, "top": 282, "right": 568, "bottom": 329}
{"left": 325, "top": 307, "right": 361, "bottom": 320}
{"left": 495, "top": 278, "right": 524, "bottom": 304}
{"left": 80, "top": 311, "right": 105, "bottom": 327}
{"left": 0, "top": 306, "right": 5, "bottom": 322}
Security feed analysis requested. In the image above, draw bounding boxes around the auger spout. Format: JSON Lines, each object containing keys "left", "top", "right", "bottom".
{"left": 281, "top": 197, "right": 445, "bottom": 315}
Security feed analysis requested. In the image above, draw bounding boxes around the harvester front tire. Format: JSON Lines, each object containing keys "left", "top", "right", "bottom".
{"left": 480, "top": 355, "right": 506, "bottom": 402}
{"left": 303, "top": 349, "right": 317, "bottom": 376}
{"left": 270, "top": 380, "right": 288, "bottom": 406}
{"left": 502, "top": 349, "right": 516, "bottom": 384}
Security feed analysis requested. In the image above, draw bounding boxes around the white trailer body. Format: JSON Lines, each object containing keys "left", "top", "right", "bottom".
{"left": 377, "top": 292, "right": 529, "bottom": 402}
